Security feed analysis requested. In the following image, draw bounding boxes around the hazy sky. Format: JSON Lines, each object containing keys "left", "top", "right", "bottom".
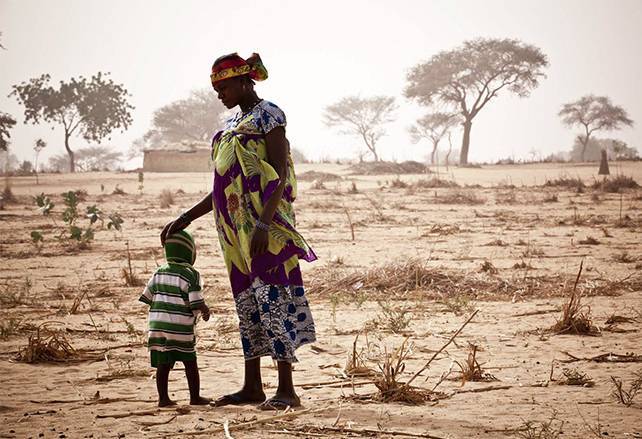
{"left": 1, "top": 0, "right": 641, "bottom": 167}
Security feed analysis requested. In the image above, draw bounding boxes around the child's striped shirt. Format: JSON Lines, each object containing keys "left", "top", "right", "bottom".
{"left": 139, "top": 263, "right": 204, "bottom": 354}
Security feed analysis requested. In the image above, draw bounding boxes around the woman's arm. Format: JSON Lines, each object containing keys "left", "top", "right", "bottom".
{"left": 249, "top": 126, "right": 289, "bottom": 258}
{"left": 160, "top": 191, "right": 213, "bottom": 245}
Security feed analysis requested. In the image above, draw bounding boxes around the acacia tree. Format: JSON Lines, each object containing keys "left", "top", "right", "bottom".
{"left": 559, "top": 95, "right": 633, "bottom": 162}
{"left": 405, "top": 38, "right": 549, "bottom": 165}
{"left": 409, "top": 112, "right": 460, "bottom": 165}
{"left": 133, "top": 89, "right": 227, "bottom": 156}
{"left": 0, "top": 112, "right": 16, "bottom": 152}
{"left": 324, "top": 95, "right": 397, "bottom": 162}
{"left": 10, "top": 73, "right": 133, "bottom": 172}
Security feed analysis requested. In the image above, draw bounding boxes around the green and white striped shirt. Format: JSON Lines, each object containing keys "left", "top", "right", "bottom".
{"left": 139, "top": 263, "right": 204, "bottom": 354}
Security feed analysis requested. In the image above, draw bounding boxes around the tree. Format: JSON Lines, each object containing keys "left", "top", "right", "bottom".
{"left": 324, "top": 95, "right": 397, "bottom": 161}
{"left": 559, "top": 95, "right": 633, "bottom": 162}
{"left": 33, "top": 138, "right": 46, "bottom": 183}
{"left": 0, "top": 112, "right": 16, "bottom": 152}
{"left": 47, "top": 146, "right": 123, "bottom": 172}
{"left": 409, "top": 112, "right": 460, "bottom": 165}
{"left": 75, "top": 146, "right": 123, "bottom": 172}
{"left": 405, "top": 38, "right": 549, "bottom": 165}
{"left": 10, "top": 72, "right": 133, "bottom": 172}
{"left": 131, "top": 89, "right": 227, "bottom": 158}
{"left": 570, "top": 136, "right": 638, "bottom": 162}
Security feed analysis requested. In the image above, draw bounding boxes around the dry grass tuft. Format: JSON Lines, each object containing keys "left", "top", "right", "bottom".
{"left": 433, "top": 189, "right": 486, "bottom": 205}
{"left": 348, "top": 160, "right": 428, "bottom": 175}
{"left": 613, "top": 251, "right": 636, "bottom": 263}
{"left": 455, "top": 344, "right": 498, "bottom": 384}
{"left": 112, "top": 185, "right": 126, "bottom": 195}
{"left": 297, "top": 170, "right": 341, "bottom": 182}
{"left": 549, "top": 262, "right": 600, "bottom": 336}
{"left": 543, "top": 193, "right": 559, "bottom": 203}
{"left": 423, "top": 223, "right": 465, "bottom": 236}
{"left": 159, "top": 189, "right": 174, "bottom": 208}
{"left": 0, "top": 317, "right": 23, "bottom": 339}
{"left": 412, "top": 177, "right": 460, "bottom": 189}
{"left": 593, "top": 175, "right": 639, "bottom": 193}
{"left": 484, "top": 238, "right": 508, "bottom": 247}
{"left": 390, "top": 176, "right": 408, "bottom": 188}
{"left": 16, "top": 323, "right": 78, "bottom": 363}
{"left": 516, "top": 410, "right": 565, "bottom": 439}
{"left": 543, "top": 176, "right": 585, "bottom": 190}
{"left": 365, "top": 301, "right": 412, "bottom": 333}
{"left": 344, "top": 334, "right": 376, "bottom": 378}
{"left": 610, "top": 371, "right": 642, "bottom": 406}
{"left": 122, "top": 242, "right": 144, "bottom": 287}
{"left": 557, "top": 368, "right": 595, "bottom": 387}
{"left": 479, "top": 260, "right": 498, "bottom": 275}
{"left": 99, "top": 352, "right": 149, "bottom": 382}
{"left": 370, "top": 339, "right": 442, "bottom": 404}
{"left": 605, "top": 314, "right": 636, "bottom": 325}
{"left": 578, "top": 236, "right": 600, "bottom": 245}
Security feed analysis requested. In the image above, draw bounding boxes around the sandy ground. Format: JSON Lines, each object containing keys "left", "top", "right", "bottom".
{"left": 1, "top": 162, "right": 641, "bottom": 438}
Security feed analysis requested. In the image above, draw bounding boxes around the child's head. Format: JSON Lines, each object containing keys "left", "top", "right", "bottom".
{"left": 164, "top": 230, "right": 196, "bottom": 265}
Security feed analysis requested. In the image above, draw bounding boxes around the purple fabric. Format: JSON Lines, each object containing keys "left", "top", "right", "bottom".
{"left": 211, "top": 129, "right": 317, "bottom": 297}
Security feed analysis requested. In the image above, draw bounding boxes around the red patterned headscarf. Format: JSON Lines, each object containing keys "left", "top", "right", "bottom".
{"left": 210, "top": 53, "right": 268, "bottom": 85}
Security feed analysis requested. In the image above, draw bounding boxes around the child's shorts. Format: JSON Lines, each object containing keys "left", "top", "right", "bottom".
{"left": 150, "top": 350, "right": 197, "bottom": 368}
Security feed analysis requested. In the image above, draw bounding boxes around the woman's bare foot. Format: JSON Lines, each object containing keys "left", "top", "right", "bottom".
{"left": 190, "top": 396, "right": 211, "bottom": 405}
{"left": 158, "top": 398, "right": 177, "bottom": 408}
{"left": 212, "top": 389, "right": 266, "bottom": 407}
{"left": 258, "top": 393, "right": 301, "bottom": 411}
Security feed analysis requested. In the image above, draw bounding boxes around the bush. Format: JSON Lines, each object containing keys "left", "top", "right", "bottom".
{"left": 543, "top": 176, "right": 585, "bottom": 190}
{"left": 592, "top": 175, "right": 639, "bottom": 193}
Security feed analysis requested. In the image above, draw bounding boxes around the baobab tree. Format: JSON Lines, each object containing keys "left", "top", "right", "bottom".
{"left": 405, "top": 38, "right": 549, "bottom": 165}
{"left": 10, "top": 73, "right": 133, "bottom": 172}
{"left": 559, "top": 95, "right": 633, "bottom": 162}
{"left": 324, "top": 95, "right": 397, "bottom": 162}
{"left": 409, "top": 112, "right": 460, "bottom": 165}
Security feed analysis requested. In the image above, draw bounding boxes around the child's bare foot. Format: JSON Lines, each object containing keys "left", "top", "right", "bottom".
{"left": 212, "top": 389, "right": 266, "bottom": 407}
{"left": 258, "top": 393, "right": 301, "bottom": 411}
{"left": 158, "top": 398, "right": 177, "bottom": 407}
{"left": 190, "top": 396, "right": 211, "bottom": 405}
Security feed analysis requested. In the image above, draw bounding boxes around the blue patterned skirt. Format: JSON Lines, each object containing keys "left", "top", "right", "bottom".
{"left": 234, "top": 278, "right": 316, "bottom": 362}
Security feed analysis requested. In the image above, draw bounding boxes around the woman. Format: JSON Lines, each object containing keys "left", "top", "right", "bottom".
{"left": 161, "top": 53, "right": 317, "bottom": 410}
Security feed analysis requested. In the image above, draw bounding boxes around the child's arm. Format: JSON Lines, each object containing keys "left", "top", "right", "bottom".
{"left": 188, "top": 272, "right": 209, "bottom": 321}
{"left": 196, "top": 302, "right": 210, "bottom": 321}
{"left": 139, "top": 278, "right": 154, "bottom": 306}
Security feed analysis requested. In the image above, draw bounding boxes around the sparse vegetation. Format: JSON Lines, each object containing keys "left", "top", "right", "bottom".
{"left": 543, "top": 176, "right": 585, "bottom": 190}
{"left": 515, "top": 411, "right": 564, "bottom": 439}
{"left": 593, "top": 175, "right": 639, "bottom": 193}
{"left": 549, "top": 262, "right": 599, "bottom": 336}
{"left": 455, "top": 344, "right": 498, "bottom": 384}
{"left": 159, "top": 188, "right": 174, "bottom": 208}
{"left": 610, "top": 371, "right": 642, "bottom": 406}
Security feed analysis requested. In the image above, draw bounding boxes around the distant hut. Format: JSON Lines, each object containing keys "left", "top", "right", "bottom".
{"left": 143, "top": 141, "right": 211, "bottom": 172}
{"left": 598, "top": 149, "right": 610, "bottom": 176}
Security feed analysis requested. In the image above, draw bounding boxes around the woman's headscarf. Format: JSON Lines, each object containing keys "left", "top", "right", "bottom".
{"left": 210, "top": 52, "right": 268, "bottom": 85}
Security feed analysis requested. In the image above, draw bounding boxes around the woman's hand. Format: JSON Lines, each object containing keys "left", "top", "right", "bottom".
{"left": 250, "top": 228, "right": 269, "bottom": 258}
{"left": 160, "top": 215, "right": 190, "bottom": 245}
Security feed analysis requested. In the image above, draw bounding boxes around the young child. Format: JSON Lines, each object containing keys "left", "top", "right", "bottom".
{"left": 139, "top": 229, "right": 210, "bottom": 407}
